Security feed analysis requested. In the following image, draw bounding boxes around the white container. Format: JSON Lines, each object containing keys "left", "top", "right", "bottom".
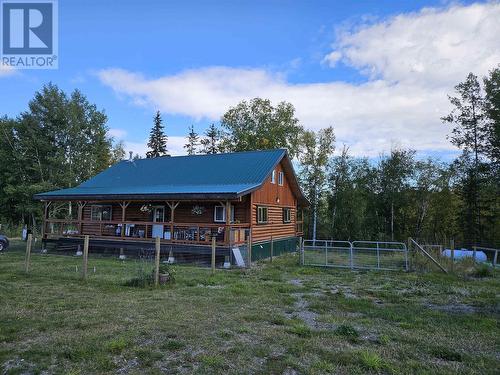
{"left": 442, "top": 248, "right": 487, "bottom": 262}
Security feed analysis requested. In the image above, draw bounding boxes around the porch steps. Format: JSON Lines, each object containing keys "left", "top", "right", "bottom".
{"left": 232, "top": 247, "right": 246, "bottom": 267}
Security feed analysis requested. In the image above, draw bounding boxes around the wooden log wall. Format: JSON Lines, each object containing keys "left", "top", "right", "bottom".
{"left": 251, "top": 161, "right": 298, "bottom": 243}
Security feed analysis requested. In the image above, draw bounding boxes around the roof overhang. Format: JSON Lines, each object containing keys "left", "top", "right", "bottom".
{"left": 33, "top": 192, "right": 242, "bottom": 201}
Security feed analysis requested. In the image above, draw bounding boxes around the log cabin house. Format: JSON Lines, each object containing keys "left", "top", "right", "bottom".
{"left": 34, "top": 149, "right": 307, "bottom": 265}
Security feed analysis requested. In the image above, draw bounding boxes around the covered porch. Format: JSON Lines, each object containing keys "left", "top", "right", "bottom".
{"left": 41, "top": 199, "right": 251, "bottom": 247}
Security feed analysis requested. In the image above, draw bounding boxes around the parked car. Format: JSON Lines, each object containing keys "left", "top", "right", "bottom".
{"left": 0, "top": 235, "right": 9, "bottom": 251}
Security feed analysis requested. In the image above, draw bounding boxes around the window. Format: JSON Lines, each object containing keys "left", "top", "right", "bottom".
{"left": 257, "top": 206, "right": 268, "bottom": 224}
{"left": 278, "top": 171, "right": 284, "bottom": 186}
{"left": 90, "top": 205, "right": 112, "bottom": 221}
{"left": 283, "top": 208, "right": 291, "bottom": 223}
{"left": 214, "top": 205, "right": 235, "bottom": 223}
{"left": 271, "top": 169, "right": 276, "bottom": 184}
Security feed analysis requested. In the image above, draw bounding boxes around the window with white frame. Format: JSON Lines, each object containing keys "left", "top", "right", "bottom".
{"left": 90, "top": 205, "right": 112, "bottom": 221}
{"left": 257, "top": 206, "right": 268, "bottom": 224}
{"left": 278, "top": 171, "right": 284, "bottom": 186}
{"left": 271, "top": 169, "right": 276, "bottom": 184}
{"left": 214, "top": 205, "right": 235, "bottom": 223}
{"left": 283, "top": 208, "right": 291, "bottom": 223}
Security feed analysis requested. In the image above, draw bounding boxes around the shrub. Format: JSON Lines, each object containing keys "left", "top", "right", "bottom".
{"left": 471, "top": 264, "right": 492, "bottom": 278}
{"left": 124, "top": 269, "right": 153, "bottom": 287}
{"left": 334, "top": 324, "right": 359, "bottom": 340}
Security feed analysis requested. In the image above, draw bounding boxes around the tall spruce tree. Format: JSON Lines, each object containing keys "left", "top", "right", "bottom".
{"left": 200, "top": 123, "right": 220, "bottom": 154}
{"left": 442, "top": 73, "right": 489, "bottom": 244}
{"left": 483, "top": 66, "right": 500, "bottom": 167}
{"left": 184, "top": 125, "right": 199, "bottom": 155}
{"left": 146, "top": 111, "right": 168, "bottom": 158}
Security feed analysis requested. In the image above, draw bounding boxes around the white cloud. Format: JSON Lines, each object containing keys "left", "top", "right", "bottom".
{"left": 324, "top": 2, "right": 500, "bottom": 88}
{"left": 0, "top": 65, "right": 18, "bottom": 77}
{"left": 108, "top": 128, "right": 128, "bottom": 139}
{"left": 98, "top": 2, "right": 500, "bottom": 157}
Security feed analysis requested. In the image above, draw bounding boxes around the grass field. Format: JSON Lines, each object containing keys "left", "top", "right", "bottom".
{"left": 1, "top": 240, "right": 499, "bottom": 374}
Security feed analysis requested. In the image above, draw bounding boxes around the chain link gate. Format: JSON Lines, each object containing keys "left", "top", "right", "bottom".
{"left": 301, "top": 239, "right": 408, "bottom": 271}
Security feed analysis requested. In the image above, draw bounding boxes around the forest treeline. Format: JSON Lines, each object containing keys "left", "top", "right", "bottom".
{"left": 0, "top": 67, "right": 498, "bottom": 247}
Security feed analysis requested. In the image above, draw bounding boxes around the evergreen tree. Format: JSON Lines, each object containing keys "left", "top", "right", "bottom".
{"left": 483, "top": 66, "right": 500, "bottom": 167}
{"left": 200, "top": 123, "right": 220, "bottom": 154}
{"left": 146, "top": 111, "right": 168, "bottom": 158}
{"left": 184, "top": 125, "right": 199, "bottom": 155}
{"left": 442, "top": 73, "right": 489, "bottom": 244}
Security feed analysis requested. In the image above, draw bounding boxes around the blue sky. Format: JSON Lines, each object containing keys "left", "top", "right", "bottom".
{"left": 1, "top": 0, "right": 498, "bottom": 158}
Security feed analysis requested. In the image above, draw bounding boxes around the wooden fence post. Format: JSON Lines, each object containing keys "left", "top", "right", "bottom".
{"left": 25, "top": 233, "right": 32, "bottom": 273}
{"left": 154, "top": 236, "right": 160, "bottom": 287}
{"left": 82, "top": 235, "right": 89, "bottom": 280}
{"left": 450, "top": 239, "right": 455, "bottom": 272}
{"left": 493, "top": 250, "right": 498, "bottom": 268}
{"left": 473, "top": 246, "right": 477, "bottom": 261}
{"left": 211, "top": 236, "right": 216, "bottom": 274}
{"left": 270, "top": 236, "right": 273, "bottom": 263}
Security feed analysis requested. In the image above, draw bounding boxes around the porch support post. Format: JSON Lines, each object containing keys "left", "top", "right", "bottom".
{"left": 167, "top": 201, "right": 180, "bottom": 241}
{"left": 41, "top": 201, "right": 51, "bottom": 239}
{"left": 77, "top": 201, "right": 86, "bottom": 236}
{"left": 119, "top": 201, "right": 130, "bottom": 237}
{"left": 225, "top": 200, "right": 231, "bottom": 245}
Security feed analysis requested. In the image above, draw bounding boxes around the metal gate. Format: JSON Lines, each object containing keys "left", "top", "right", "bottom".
{"left": 301, "top": 239, "right": 408, "bottom": 271}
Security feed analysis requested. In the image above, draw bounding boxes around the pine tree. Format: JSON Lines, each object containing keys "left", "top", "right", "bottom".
{"left": 200, "top": 123, "right": 220, "bottom": 154}
{"left": 184, "top": 125, "right": 199, "bottom": 155}
{"left": 146, "top": 111, "right": 168, "bottom": 158}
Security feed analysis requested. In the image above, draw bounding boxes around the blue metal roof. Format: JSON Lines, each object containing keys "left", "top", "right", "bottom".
{"left": 34, "top": 149, "right": 305, "bottom": 201}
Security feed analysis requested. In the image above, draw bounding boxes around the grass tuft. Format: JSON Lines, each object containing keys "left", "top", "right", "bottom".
{"left": 105, "top": 337, "right": 129, "bottom": 353}
{"left": 359, "top": 350, "right": 385, "bottom": 370}
{"left": 287, "top": 323, "right": 313, "bottom": 337}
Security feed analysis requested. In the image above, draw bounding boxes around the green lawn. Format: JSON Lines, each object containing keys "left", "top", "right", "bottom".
{"left": 0, "top": 240, "right": 499, "bottom": 374}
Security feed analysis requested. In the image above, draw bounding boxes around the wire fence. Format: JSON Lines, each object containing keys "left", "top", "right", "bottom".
{"left": 301, "top": 239, "right": 409, "bottom": 271}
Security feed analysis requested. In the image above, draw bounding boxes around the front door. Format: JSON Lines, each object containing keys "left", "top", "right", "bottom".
{"left": 152, "top": 206, "right": 165, "bottom": 239}
{"left": 152, "top": 206, "right": 165, "bottom": 222}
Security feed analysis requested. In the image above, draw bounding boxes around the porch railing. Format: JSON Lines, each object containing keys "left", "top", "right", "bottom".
{"left": 43, "top": 219, "right": 250, "bottom": 246}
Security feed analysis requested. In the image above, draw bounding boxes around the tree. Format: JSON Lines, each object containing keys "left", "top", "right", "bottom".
{"left": 483, "top": 66, "right": 500, "bottom": 167}
{"left": 442, "top": 73, "right": 489, "bottom": 244}
{"left": 111, "top": 140, "right": 126, "bottom": 164}
{"left": 184, "top": 125, "right": 199, "bottom": 155}
{"left": 377, "top": 148, "right": 415, "bottom": 241}
{"left": 0, "top": 83, "right": 114, "bottom": 227}
{"left": 220, "top": 98, "right": 303, "bottom": 158}
{"left": 146, "top": 111, "right": 168, "bottom": 158}
{"left": 298, "top": 127, "right": 335, "bottom": 241}
{"left": 200, "top": 123, "right": 221, "bottom": 154}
